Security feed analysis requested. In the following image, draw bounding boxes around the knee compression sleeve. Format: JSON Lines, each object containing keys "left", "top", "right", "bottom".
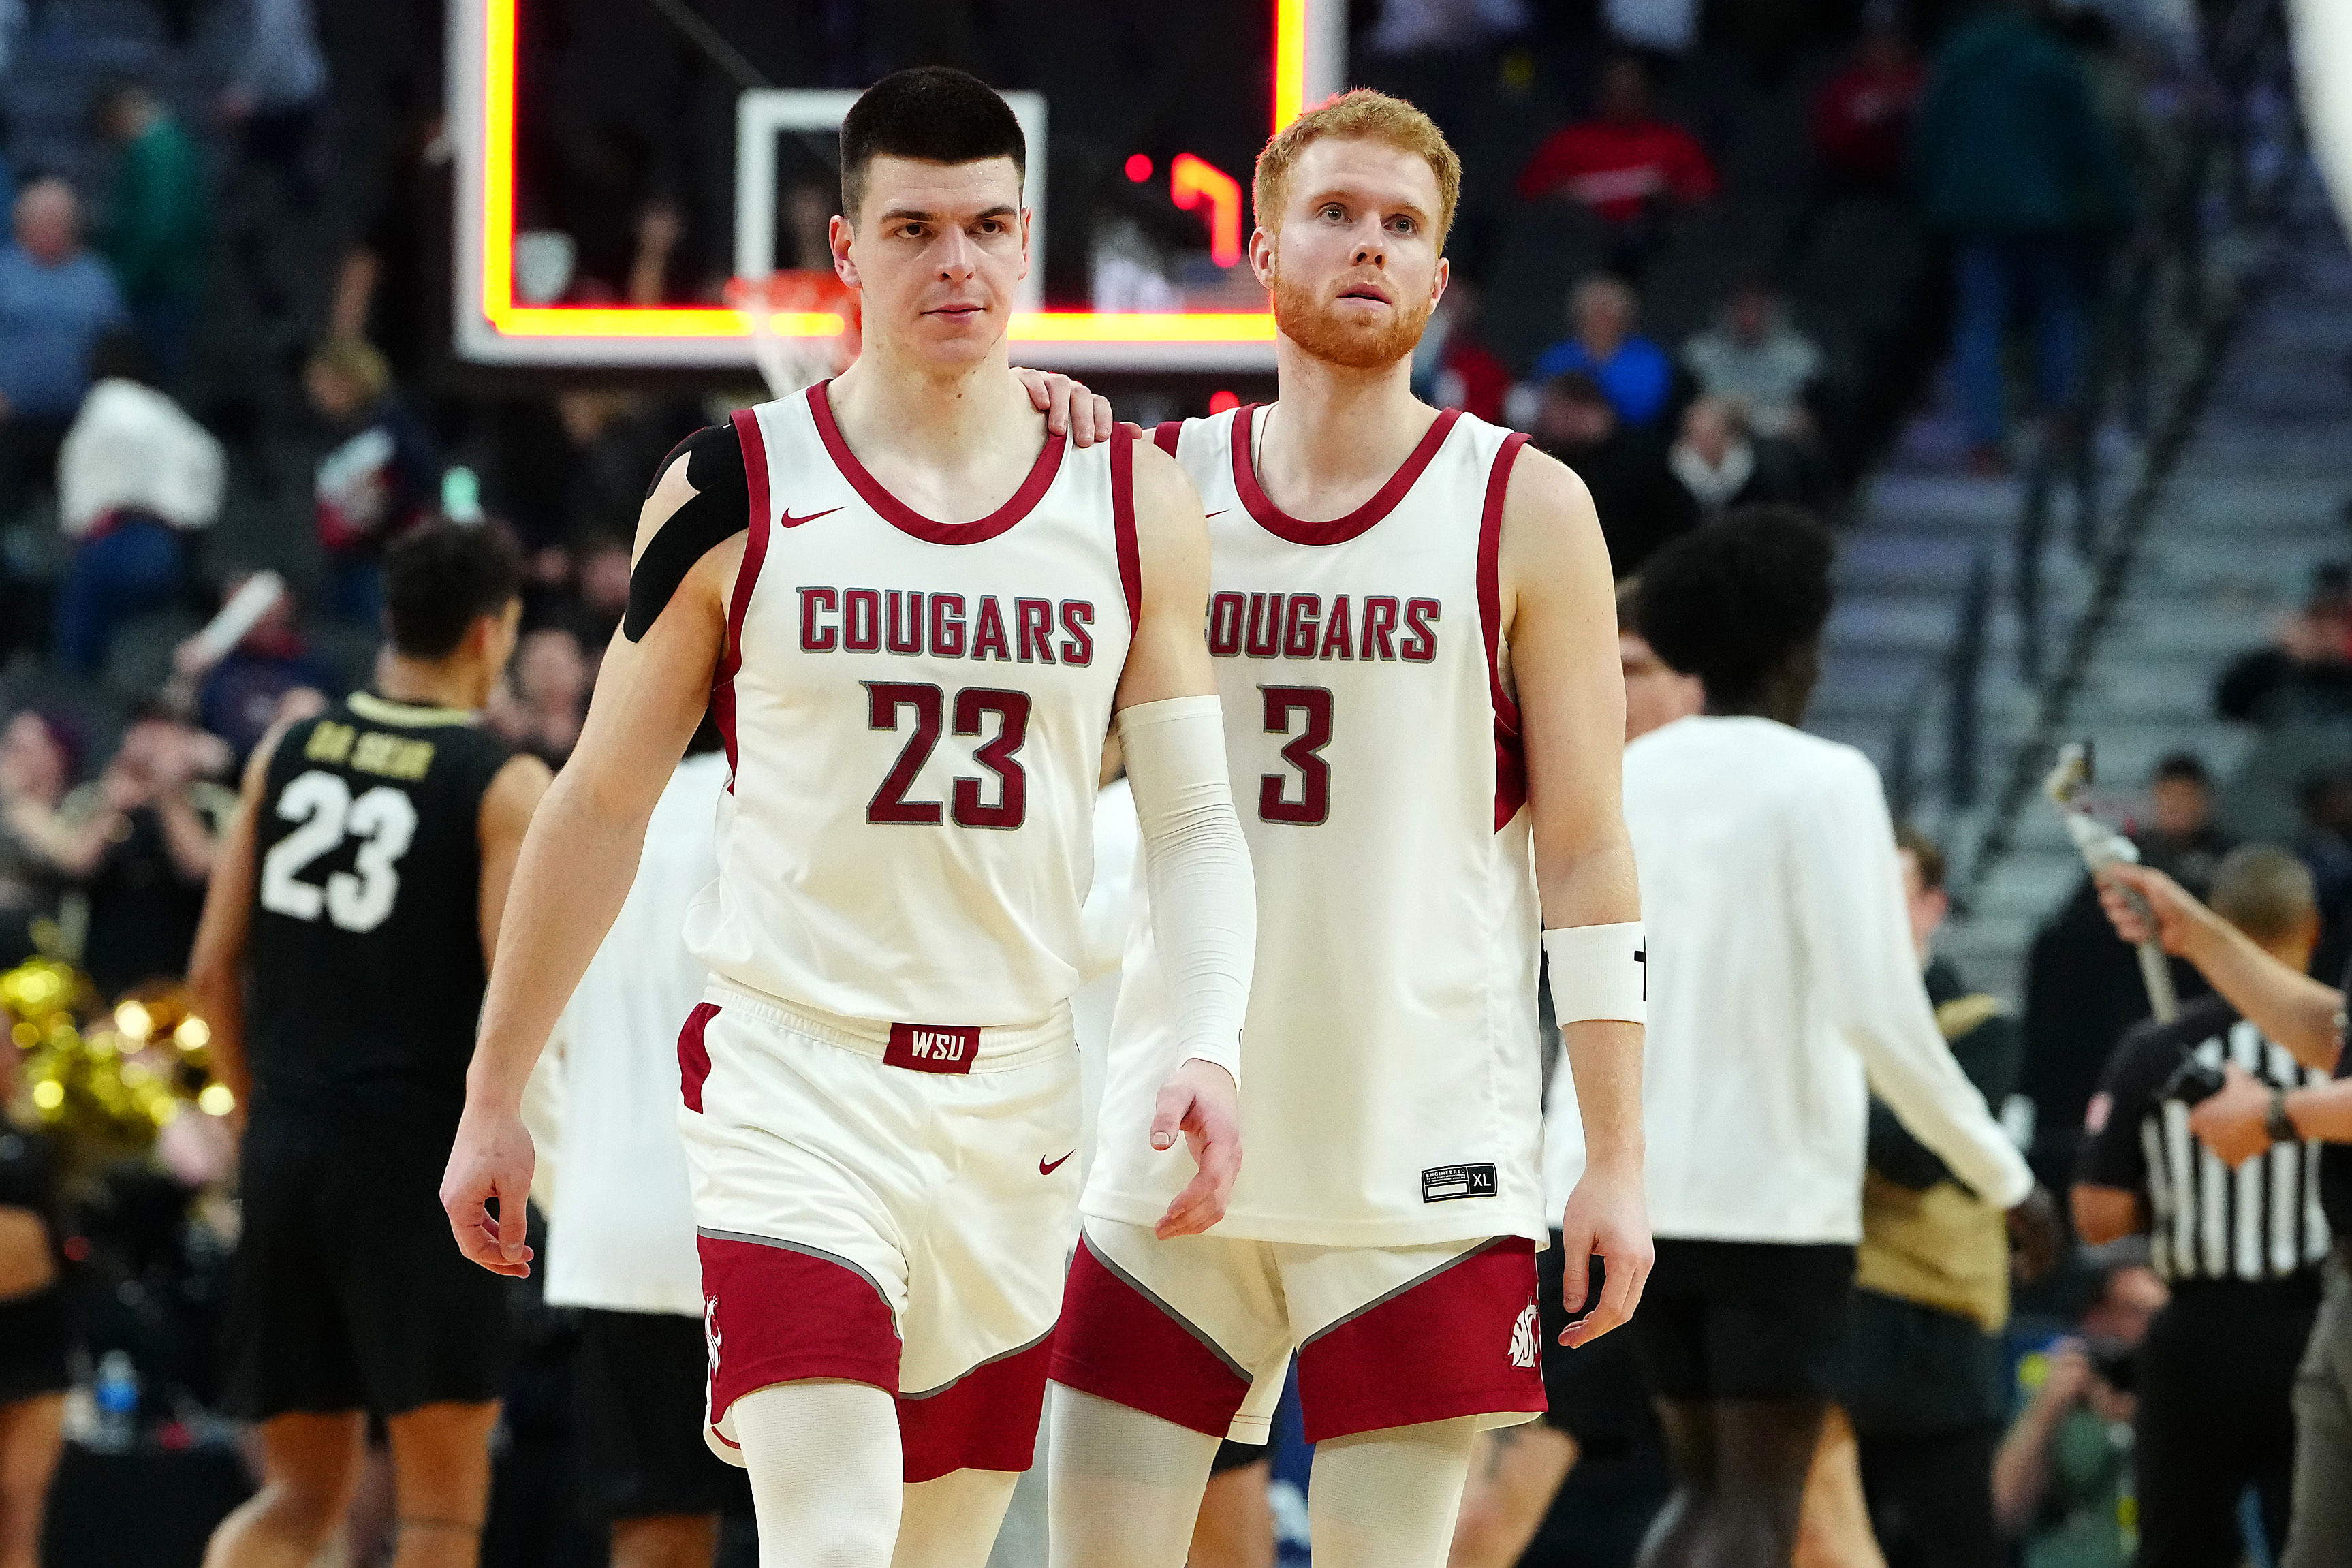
{"left": 892, "top": 1468, "right": 1022, "bottom": 1568}
{"left": 732, "top": 1381, "right": 902, "bottom": 1567}
{"left": 1046, "top": 1384, "right": 1222, "bottom": 1568}
{"left": 1308, "top": 1415, "right": 1484, "bottom": 1568}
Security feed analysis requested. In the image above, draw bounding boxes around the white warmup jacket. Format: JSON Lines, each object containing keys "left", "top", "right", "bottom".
{"left": 1546, "top": 715, "right": 2033, "bottom": 1242}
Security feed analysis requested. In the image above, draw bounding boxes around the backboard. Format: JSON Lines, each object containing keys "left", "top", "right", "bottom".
{"left": 448, "top": 0, "right": 1346, "bottom": 373}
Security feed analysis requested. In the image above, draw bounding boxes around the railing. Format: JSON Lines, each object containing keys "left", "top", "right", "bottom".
{"left": 1887, "top": 541, "right": 1996, "bottom": 821}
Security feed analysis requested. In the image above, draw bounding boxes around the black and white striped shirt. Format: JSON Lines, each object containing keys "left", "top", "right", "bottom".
{"left": 2080, "top": 996, "right": 2331, "bottom": 1283}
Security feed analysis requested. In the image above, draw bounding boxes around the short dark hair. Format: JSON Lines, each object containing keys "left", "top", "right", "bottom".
{"left": 1895, "top": 824, "right": 1946, "bottom": 891}
{"left": 1633, "top": 506, "right": 1834, "bottom": 708}
{"left": 839, "top": 67, "right": 1025, "bottom": 221}
{"left": 2152, "top": 751, "right": 2211, "bottom": 788}
{"left": 384, "top": 522, "right": 522, "bottom": 659}
{"left": 2210, "top": 844, "right": 2315, "bottom": 945}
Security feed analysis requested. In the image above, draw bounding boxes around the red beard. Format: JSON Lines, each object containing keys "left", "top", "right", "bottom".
{"left": 1270, "top": 267, "right": 1433, "bottom": 371}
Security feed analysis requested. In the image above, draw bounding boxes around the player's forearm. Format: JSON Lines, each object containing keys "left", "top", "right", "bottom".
{"left": 2284, "top": 1079, "right": 2352, "bottom": 1144}
{"left": 1533, "top": 831, "right": 1641, "bottom": 932}
{"left": 2179, "top": 912, "right": 2342, "bottom": 1070}
{"left": 1563, "top": 1020, "right": 1644, "bottom": 1176}
{"left": 1539, "top": 832, "right": 1645, "bottom": 1175}
{"left": 1121, "top": 697, "right": 1255, "bottom": 1079}
{"left": 466, "top": 771, "right": 648, "bottom": 1112}
{"left": 189, "top": 971, "right": 249, "bottom": 1103}
{"left": 1862, "top": 1020, "right": 2032, "bottom": 1208}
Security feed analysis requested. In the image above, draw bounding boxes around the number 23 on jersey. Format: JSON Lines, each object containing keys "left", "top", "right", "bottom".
{"left": 259, "top": 770, "right": 418, "bottom": 932}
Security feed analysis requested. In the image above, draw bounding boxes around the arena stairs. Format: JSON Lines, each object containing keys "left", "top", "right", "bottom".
{"left": 1811, "top": 166, "right": 2351, "bottom": 1007}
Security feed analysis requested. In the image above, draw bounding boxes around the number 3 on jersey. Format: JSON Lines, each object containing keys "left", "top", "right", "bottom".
{"left": 1260, "top": 686, "right": 1333, "bottom": 825}
{"left": 259, "top": 770, "right": 419, "bottom": 931}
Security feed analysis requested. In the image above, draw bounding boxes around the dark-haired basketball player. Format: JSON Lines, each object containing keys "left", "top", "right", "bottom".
{"left": 439, "top": 67, "right": 1257, "bottom": 1568}
{"left": 193, "top": 522, "right": 552, "bottom": 1568}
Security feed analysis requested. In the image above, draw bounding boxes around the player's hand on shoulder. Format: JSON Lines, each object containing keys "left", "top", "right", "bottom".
{"left": 441, "top": 1103, "right": 537, "bottom": 1276}
{"left": 1014, "top": 368, "right": 1115, "bottom": 447}
{"left": 1557, "top": 1166, "right": 1652, "bottom": 1348}
{"left": 1150, "top": 1057, "right": 1241, "bottom": 1240}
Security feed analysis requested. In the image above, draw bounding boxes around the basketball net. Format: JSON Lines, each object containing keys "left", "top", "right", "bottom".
{"left": 726, "top": 271, "right": 860, "bottom": 401}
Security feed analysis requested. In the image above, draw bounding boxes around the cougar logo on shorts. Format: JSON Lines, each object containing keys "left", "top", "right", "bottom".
{"left": 1508, "top": 1300, "right": 1540, "bottom": 1369}
{"left": 704, "top": 1296, "right": 723, "bottom": 1381}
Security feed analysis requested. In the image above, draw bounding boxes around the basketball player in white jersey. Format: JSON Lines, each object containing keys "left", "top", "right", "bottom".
{"left": 437, "top": 67, "right": 1257, "bottom": 1568}
{"left": 1048, "top": 92, "right": 1651, "bottom": 1568}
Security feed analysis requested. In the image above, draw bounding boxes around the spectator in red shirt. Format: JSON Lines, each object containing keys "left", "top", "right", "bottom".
{"left": 1812, "top": 5, "right": 1926, "bottom": 193}
{"left": 1515, "top": 54, "right": 1719, "bottom": 225}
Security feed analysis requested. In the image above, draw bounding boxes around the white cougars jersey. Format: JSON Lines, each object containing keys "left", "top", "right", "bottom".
{"left": 684, "top": 383, "right": 1138, "bottom": 1033}
{"left": 1086, "top": 404, "right": 1548, "bottom": 1247}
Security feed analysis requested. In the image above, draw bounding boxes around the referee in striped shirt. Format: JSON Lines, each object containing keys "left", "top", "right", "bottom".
{"left": 2073, "top": 845, "right": 2329, "bottom": 1568}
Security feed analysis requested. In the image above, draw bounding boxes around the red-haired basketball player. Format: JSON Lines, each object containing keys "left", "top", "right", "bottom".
{"left": 1048, "top": 92, "right": 1652, "bottom": 1567}
{"left": 439, "top": 67, "right": 1256, "bottom": 1568}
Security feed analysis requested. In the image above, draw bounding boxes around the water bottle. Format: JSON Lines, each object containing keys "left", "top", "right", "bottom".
{"left": 93, "top": 1351, "right": 139, "bottom": 1452}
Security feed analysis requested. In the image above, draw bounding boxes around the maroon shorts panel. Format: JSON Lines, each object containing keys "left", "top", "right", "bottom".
{"left": 1049, "top": 1235, "right": 1253, "bottom": 1439}
{"left": 1294, "top": 1236, "right": 1547, "bottom": 1444}
{"left": 898, "top": 1334, "right": 1054, "bottom": 1481}
{"left": 698, "top": 1231, "right": 900, "bottom": 1452}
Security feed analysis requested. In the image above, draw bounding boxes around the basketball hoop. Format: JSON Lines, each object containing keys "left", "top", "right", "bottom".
{"left": 725, "top": 271, "right": 860, "bottom": 401}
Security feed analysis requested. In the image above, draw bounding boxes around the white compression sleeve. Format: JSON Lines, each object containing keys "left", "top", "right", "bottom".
{"left": 1046, "top": 1383, "right": 1221, "bottom": 1568}
{"left": 1118, "top": 696, "right": 1255, "bottom": 1085}
{"left": 1308, "top": 1415, "right": 1484, "bottom": 1568}
{"left": 893, "top": 1467, "right": 1022, "bottom": 1568}
{"left": 732, "top": 1381, "right": 903, "bottom": 1567}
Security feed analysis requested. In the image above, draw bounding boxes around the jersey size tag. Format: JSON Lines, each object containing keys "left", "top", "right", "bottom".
{"left": 884, "top": 1023, "right": 982, "bottom": 1075}
{"left": 1422, "top": 1163, "right": 1499, "bottom": 1202}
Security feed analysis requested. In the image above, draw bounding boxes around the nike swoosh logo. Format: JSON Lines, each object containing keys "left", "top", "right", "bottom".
{"left": 779, "top": 507, "right": 841, "bottom": 529}
{"left": 1039, "top": 1152, "right": 1074, "bottom": 1176}
{"left": 1204, "top": 509, "right": 1226, "bottom": 519}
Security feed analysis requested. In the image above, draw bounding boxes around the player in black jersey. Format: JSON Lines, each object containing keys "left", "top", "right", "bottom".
{"left": 189, "top": 522, "right": 551, "bottom": 1568}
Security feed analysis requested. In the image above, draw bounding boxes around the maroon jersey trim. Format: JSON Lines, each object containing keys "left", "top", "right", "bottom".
{"left": 807, "top": 380, "right": 1067, "bottom": 546}
{"left": 1479, "top": 433, "right": 1531, "bottom": 830}
{"left": 1151, "top": 419, "right": 1183, "bottom": 456}
{"left": 1112, "top": 423, "right": 1142, "bottom": 632}
{"left": 1229, "top": 403, "right": 1462, "bottom": 546}
{"left": 715, "top": 407, "right": 774, "bottom": 789}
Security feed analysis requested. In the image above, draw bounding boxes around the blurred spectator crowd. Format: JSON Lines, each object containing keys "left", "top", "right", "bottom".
{"left": 0, "top": 0, "right": 2276, "bottom": 1562}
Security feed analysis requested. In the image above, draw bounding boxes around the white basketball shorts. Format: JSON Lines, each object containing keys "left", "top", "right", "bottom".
{"left": 1052, "top": 1215, "right": 1546, "bottom": 1445}
{"left": 675, "top": 984, "right": 1079, "bottom": 1481}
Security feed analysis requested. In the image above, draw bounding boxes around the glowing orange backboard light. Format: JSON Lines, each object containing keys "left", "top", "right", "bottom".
{"left": 452, "top": 0, "right": 1340, "bottom": 371}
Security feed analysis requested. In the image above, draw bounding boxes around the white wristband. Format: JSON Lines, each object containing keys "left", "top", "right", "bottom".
{"left": 1544, "top": 922, "right": 1648, "bottom": 1026}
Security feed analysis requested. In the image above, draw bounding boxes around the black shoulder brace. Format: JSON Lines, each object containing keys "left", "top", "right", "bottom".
{"left": 625, "top": 422, "right": 751, "bottom": 642}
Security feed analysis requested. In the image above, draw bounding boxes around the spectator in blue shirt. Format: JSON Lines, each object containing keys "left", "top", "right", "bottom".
{"left": 1528, "top": 272, "right": 1676, "bottom": 429}
{"left": 0, "top": 179, "right": 129, "bottom": 524}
